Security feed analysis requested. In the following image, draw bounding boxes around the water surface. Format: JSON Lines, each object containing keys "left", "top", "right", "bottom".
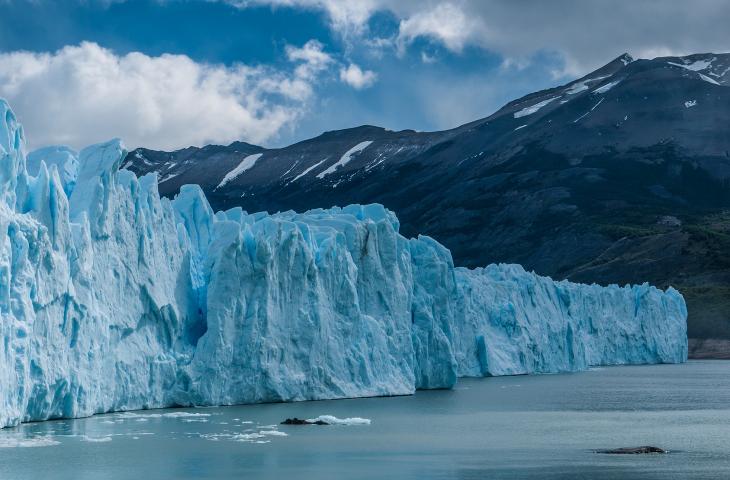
{"left": 2, "top": 360, "right": 729, "bottom": 479}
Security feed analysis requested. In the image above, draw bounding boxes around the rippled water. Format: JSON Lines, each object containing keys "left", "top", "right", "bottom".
{"left": 2, "top": 360, "right": 730, "bottom": 479}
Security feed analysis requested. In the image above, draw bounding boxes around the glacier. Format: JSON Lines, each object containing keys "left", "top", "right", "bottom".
{"left": 0, "top": 99, "right": 687, "bottom": 428}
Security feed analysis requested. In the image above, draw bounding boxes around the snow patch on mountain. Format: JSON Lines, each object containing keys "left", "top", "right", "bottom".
{"left": 565, "top": 75, "right": 610, "bottom": 95}
{"left": 513, "top": 97, "right": 559, "bottom": 118}
{"left": 317, "top": 141, "right": 373, "bottom": 178}
{"left": 573, "top": 98, "right": 605, "bottom": 123}
{"left": 593, "top": 79, "right": 621, "bottom": 94}
{"left": 216, "top": 153, "right": 263, "bottom": 189}
{"left": 668, "top": 57, "right": 715, "bottom": 71}
{"left": 698, "top": 73, "right": 720, "bottom": 85}
{"left": 290, "top": 157, "right": 327, "bottom": 183}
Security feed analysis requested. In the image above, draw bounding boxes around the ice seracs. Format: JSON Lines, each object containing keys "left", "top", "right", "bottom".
{"left": 0, "top": 100, "right": 688, "bottom": 428}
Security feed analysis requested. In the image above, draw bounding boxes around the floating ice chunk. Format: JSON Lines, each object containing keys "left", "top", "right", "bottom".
{"left": 0, "top": 436, "right": 60, "bottom": 448}
{"left": 685, "top": 100, "right": 697, "bottom": 108}
{"left": 81, "top": 435, "right": 112, "bottom": 443}
{"left": 117, "top": 411, "right": 211, "bottom": 420}
{"left": 317, "top": 141, "right": 373, "bottom": 178}
{"left": 259, "top": 430, "right": 288, "bottom": 437}
{"left": 216, "top": 153, "right": 263, "bottom": 189}
{"left": 513, "top": 97, "right": 559, "bottom": 118}
{"left": 307, "top": 415, "right": 372, "bottom": 426}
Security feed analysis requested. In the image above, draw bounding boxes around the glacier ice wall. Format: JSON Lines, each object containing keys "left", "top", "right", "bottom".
{"left": 0, "top": 100, "right": 687, "bottom": 427}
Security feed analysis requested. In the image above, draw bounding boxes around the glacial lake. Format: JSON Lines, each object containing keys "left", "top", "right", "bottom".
{"left": 1, "top": 360, "right": 730, "bottom": 479}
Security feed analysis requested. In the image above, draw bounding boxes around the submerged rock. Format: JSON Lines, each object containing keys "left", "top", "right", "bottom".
{"left": 597, "top": 446, "right": 667, "bottom": 454}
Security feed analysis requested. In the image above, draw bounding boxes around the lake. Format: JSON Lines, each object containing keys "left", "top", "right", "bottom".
{"left": 1, "top": 360, "right": 729, "bottom": 479}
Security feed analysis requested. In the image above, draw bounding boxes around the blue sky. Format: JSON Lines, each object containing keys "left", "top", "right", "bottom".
{"left": 1, "top": 0, "right": 728, "bottom": 150}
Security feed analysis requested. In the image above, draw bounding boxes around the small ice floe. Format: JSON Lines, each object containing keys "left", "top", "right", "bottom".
{"left": 307, "top": 415, "right": 371, "bottom": 426}
{"left": 259, "top": 430, "right": 288, "bottom": 437}
{"left": 685, "top": 100, "right": 697, "bottom": 108}
{"left": 81, "top": 435, "right": 112, "bottom": 443}
{"left": 0, "top": 435, "right": 60, "bottom": 448}
{"left": 200, "top": 428, "right": 288, "bottom": 443}
{"left": 117, "top": 411, "right": 212, "bottom": 421}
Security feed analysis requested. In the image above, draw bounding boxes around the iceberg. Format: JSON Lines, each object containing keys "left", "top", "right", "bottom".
{"left": 0, "top": 100, "right": 687, "bottom": 428}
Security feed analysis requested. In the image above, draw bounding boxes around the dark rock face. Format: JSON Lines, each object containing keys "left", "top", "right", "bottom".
{"left": 597, "top": 446, "right": 667, "bottom": 454}
{"left": 281, "top": 418, "right": 329, "bottom": 425}
{"left": 124, "top": 52, "right": 730, "bottom": 346}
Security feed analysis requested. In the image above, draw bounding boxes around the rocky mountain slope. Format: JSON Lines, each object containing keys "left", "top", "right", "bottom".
{"left": 124, "top": 52, "right": 730, "bottom": 345}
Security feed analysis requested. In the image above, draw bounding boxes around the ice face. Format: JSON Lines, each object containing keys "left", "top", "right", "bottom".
{"left": 0, "top": 100, "right": 687, "bottom": 428}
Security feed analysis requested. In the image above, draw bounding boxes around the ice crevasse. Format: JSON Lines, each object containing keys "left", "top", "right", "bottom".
{"left": 0, "top": 100, "right": 686, "bottom": 428}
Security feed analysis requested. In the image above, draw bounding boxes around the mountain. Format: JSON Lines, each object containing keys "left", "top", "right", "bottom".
{"left": 124, "top": 52, "right": 730, "bottom": 351}
{"left": 0, "top": 99, "right": 687, "bottom": 427}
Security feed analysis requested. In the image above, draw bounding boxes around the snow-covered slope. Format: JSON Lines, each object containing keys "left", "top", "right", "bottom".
{"left": 0, "top": 100, "right": 687, "bottom": 428}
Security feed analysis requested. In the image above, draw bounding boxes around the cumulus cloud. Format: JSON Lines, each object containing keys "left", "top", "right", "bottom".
{"left": 395, "top": 3, "right": 485, "bottom": 55}
{"left": 231, "top": 0, "right": 730, "bottom": 76}
{"left": 286, "top": 39, "right": 332, "bottom": 72}
{"left": 226, "top": 0, "right": 383, "bottom": 37}
{"left": 339, "top": 63, "right": 377, "bottom": 89}
{"left": 0, "top": 41, "right": 331, "bottom": 150}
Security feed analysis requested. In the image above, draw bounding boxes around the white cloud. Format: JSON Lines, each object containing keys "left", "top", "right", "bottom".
{"left": 339, "top": 63, "right": 377, "bottom": 89}
{"left": 286, "top": 39, "right": 332, "bottom": 71}
{"left": 0, "top": 41, "right": 331, "bottom": 150}
{"left": 226, "top": 0, "right": 383, "bottom": 37}
{"left": 420, "top": 51, "right": 437, "bottom": 64}
{"left": 230, "top": 0, "right": 730, "bottom": 77}
{"left": 396, "top": 3, "right": 485, "bottom": 55}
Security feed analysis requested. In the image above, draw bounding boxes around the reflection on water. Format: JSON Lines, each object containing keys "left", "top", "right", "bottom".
{"left": 1, "top": 361, "right": 730, "bottom": 480}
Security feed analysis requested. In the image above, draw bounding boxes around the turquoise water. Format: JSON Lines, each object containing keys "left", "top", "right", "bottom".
{"left": 1, "top": 361, "right": 730, "bottom": 479}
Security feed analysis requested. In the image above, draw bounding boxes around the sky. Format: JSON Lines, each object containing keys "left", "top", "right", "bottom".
{"left": 0, "top": 0, "right": 729, "bottom": 150}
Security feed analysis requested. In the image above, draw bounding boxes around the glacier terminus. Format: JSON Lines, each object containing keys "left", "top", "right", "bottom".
{"left": 0, "top": 100, "right": 687, "bottom": 429}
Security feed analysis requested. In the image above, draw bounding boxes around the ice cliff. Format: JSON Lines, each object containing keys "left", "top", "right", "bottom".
{"left": 0, "top": 100, "right": 687, "bottom": 428}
